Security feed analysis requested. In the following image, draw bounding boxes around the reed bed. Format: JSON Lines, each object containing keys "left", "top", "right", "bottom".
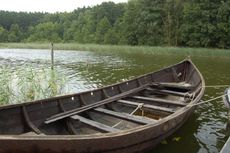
{"left": 0, "top": 66, "right": 67, "bottom": 105}
{"left": 0, "top": 43, "right": 230, "bottom": 57}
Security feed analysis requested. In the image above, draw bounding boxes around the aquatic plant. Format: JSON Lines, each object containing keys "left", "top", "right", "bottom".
{"left": 0, "top": 43, "right": 230, "bottom": 58}
{"left": 0, "top": 67, "right": 13, "bottom": 105}
{"left": 0, "top": 65, "right": 67, "bottom": 105}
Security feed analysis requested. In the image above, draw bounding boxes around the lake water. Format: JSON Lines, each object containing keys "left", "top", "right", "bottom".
{"left": 0, "top": 48, "right": 230, "bottom": 153}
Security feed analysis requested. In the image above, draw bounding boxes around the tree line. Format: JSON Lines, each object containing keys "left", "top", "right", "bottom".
{"left": 0, "top": 0, "right": 230, "bottom": 48}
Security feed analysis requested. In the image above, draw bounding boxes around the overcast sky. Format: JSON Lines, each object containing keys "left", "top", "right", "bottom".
{"left": 0, "top": 0, "right": 128, "bottom": 13}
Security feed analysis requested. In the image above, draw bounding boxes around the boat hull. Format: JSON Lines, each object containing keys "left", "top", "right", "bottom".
{"left": 0, "top": 59, "right": 205, "bottom": 153}
{"left": 0, "top": 108, "right": 197, "bottom": 153}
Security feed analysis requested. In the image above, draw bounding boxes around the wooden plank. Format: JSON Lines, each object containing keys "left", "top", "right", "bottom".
{"left": 118, "top": 85, "right": 123, "bottom": 93}
{"left": 117, "top": 100, "right": 175, "bottom": 113}
{"left": 145, "top": 87, "right": 189, "bottom": 97}
{"left": 71, "top": 115, "right": 120, "bottom": 133}
{"left": 58, "top": 101, "right": 78, "bottom": 135}
{"left": 45, "top": 84, "right": 149, "bottom": 124}
{"left": 94, "top": 108, "right": 155, "bottom": 125}
{"left": 187, "top": 68, "right": 196, "bottom": 82}
{"left": 137, "top": 79, "right": 142, "bottom": 86}
{"left": 132, "top": 95, "right": 186, "bottom": 107}
{"left": 22, "top": 106, "right": 43, "bottom": 135}
{"left": 102, "top": 89, "right": 109, "bottom": 98}
{"left": 172, "top": 67, "right": 180, "bottom": 82}
{"left": 152, "top": 82, "right": 193, "bottom": 90}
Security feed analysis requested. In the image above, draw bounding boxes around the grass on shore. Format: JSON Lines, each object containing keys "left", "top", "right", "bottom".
{"left": 0, "top": 43, "right": 230, "bottom": 57}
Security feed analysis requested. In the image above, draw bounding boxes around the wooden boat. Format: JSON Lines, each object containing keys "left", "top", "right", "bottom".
{"left": 0, "top": 59, "right": 205, "bottom": 153}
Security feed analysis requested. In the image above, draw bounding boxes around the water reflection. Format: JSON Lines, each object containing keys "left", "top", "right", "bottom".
{"left": 0, "top": 49, "right": 229, "bottom": 153}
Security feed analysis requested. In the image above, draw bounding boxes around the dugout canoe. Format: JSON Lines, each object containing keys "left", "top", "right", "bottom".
{"left": 0, "top": 59, "right": 205, "bottom": 153}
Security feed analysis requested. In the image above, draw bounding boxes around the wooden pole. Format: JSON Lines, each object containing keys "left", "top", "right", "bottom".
{"left": 51, "top": 43, "right": 54, "bottom": 70}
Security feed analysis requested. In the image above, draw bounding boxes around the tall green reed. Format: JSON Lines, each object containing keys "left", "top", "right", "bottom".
{"left": 1, "top": 43, "right": 230, "bottom": 57}
{"left": 0, "top": 65, "right": 67, "bottom": 105}
{"left": 0, "top": 67, "right": 13, "bottom": 105}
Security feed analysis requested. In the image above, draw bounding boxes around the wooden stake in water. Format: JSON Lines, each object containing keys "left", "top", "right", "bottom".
{"left": 51, "top": 43, "right": 54, "bottom": 70}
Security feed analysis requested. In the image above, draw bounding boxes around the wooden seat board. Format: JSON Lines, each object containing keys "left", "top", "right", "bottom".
{"left": 117, "top": 100, "right": 176, "bottom": 113}
{"left": 145, "top": 87, "right": 189, "bottom": 97}
{"left": 94, "top": 108, "right": 156, "bottom": 125}
{"left": 132, "top": 96, "right": 186, "bottom": 107}
{"left": 45, "top": 84, "right": 149, "bottom": 124}
{"left": 71, "top": 115, "right": 120, "bottom": 133}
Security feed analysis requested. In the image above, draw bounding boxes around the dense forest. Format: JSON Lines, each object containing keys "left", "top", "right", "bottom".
{"left": 0, "top": 0, "right": 230, "bottom": 48}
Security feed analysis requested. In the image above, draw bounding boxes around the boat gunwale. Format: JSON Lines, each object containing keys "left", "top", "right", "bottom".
{"left": 0, "top": 58, "right": 205, "bottom": 140}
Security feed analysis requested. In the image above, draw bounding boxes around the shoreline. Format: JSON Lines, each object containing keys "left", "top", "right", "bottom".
{"left": 0, "top": 43, "right": 230, "bottom": 57}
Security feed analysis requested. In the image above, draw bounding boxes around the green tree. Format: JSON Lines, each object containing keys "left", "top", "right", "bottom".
{"left": 162, "top": 0, "right": 184, "bottom": 46}
{"left": 137, "top": 0, "right": 165, "bottom": 46}
{"left": 95, "top": 2, "right": 125, "bottom": 25}
{"left": 27, "top": 22, "right": 62, "bottom": 42}
{"left": 0, "top": 11, "right": 45, "bottom": 31}
{"left": 123, "top": 0, "right": 165, "bottom": 46}
{"left": 72, "top": 13, "right": 87, "bottom": 43}
{"left": 1, "top": 0, "right": 230, "bottom": 48}
{"left": 113, "top": 18, "right": 127, "bottom": 44}
{"left": 216, "top": 1, "right": 230, "bottom": 48}
{"left": 95, "top": 17, "right": 112, "bottom": 43}
{"left": 0, "top": 26, "right": 8, "bottom": 42}
{"left": 104, "top": 29, "right": 118, "bottom": 44}
{"left": 8, "top": 24, "right": 22, "bottom": 42}
{"left": 63, "top": 20, "right": 73, "bottom": 42}
{"left": 81, "top": 10, "right": 97, "bottom": 43}
{"left": 123, "top": 0, "right": 141, "bottom": 45}
{"left": 180, "top": 0, "right": 222, "bottom": 47}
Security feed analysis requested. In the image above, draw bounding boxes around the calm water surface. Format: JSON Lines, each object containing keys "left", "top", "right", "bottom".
{"left": 0, "top": 48, "right": 230, "bottom": 153}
